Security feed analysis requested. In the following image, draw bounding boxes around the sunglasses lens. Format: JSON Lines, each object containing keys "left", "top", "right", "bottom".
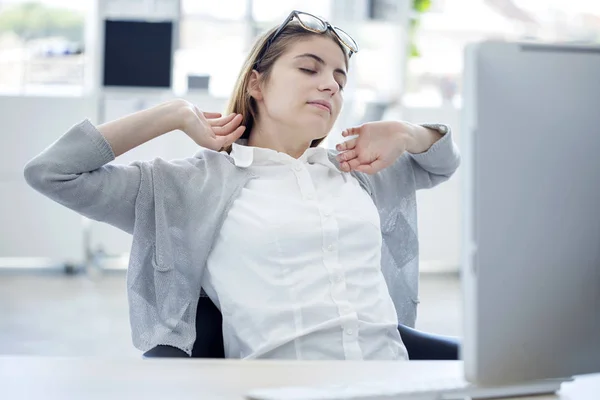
{"left": 334, "top": 27, "right": 359, "bottom": 52}
{"left": 297, "top": 12, "right": 327, "bottom": 32}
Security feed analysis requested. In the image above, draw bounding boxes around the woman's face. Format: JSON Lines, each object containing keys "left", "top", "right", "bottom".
{"left": 253, "top": 35, "right": 348, "bottom": 141}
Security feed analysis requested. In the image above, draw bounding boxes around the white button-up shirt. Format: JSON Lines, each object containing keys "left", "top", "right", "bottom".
{"left": 201, "top": 142, "right": 408, "bottom": 360}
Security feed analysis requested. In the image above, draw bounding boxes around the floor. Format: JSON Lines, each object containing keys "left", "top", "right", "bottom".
{"left": 0, "top": 271, "right": 461, "bottom": 358}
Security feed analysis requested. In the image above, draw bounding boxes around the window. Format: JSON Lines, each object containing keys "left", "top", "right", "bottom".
{"left": 175, "top": 0, "right": 333, "bottom": 98}
{"left": 181, "top": 0, "right": 247, "bottom": 20}
{"left": 252, "top": 0, "right": 331, "bottom": 23}
{"left": 403, "top": 0, "right": 600, "bottom": 108}
{"left": 0, "top": 0, "right": 86, "bottom": 95}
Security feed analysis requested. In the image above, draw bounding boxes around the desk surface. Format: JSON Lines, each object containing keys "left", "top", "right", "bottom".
{"left": 1, "top": 356, "right": 599, "bottom": 400}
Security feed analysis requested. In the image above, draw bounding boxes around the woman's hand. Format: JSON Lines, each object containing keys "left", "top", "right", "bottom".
{"left": 335, "top": 121, "right": 417, "bottom": 175}
{"left": 180, "top": 102, "right": 246, "bottom": 151}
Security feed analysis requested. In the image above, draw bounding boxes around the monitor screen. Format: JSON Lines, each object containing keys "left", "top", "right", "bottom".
{"left": 103, "top": 20, "right": 173, "bottom": 88}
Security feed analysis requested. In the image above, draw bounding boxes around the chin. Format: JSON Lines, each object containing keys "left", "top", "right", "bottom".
{"left": 295, "top": 114, "right": 333, "bottom": 138}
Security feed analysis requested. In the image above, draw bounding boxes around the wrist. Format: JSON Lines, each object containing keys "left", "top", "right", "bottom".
{"left": 166, "top": 99, "right": 194, "bottom": 132}
{"left": 401, "top": 122, "right": 422, "bottom": 154}
{"left": 406, "top": 124, "right": 442, "bottom": 154}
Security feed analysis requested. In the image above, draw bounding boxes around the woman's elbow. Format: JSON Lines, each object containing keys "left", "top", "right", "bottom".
{"left": 23, "top": 158, "right": 47, "bottom": 192}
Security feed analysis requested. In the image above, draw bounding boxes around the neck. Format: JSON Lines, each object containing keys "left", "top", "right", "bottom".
{"left": 247, "top": 118, "right": 313, "bottom": 159}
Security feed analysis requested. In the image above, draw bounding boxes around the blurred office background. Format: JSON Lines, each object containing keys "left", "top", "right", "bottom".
{"left": 1, "top": 0, "right": 598, "bottom": 357}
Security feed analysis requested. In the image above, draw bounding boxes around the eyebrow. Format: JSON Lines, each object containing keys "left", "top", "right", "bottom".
{"left": 294, "top": 53, "right": 347, "bottom": 80}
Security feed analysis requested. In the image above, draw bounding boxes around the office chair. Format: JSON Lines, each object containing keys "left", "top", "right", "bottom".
{"left": 143, "top": 295, "right": 460, "bottom": 360}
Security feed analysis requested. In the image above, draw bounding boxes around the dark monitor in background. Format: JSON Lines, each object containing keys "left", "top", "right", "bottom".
{"left": 103, "top": 20, "right": 173, "bottom": 88}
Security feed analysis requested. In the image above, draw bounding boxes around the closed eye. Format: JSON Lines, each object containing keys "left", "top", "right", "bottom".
{"left": 300, "top": 68, "right": 345, "bottom": 91}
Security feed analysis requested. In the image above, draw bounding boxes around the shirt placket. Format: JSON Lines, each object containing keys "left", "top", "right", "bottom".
{"left": 292, "top": 161, "right": 363, "bottom": 360}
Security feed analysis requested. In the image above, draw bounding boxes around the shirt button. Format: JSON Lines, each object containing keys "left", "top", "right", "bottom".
{"left": 345, "top": 328, "right": 354, "bottom": 336}
{"left": 294, "top": 164, "right": 302, "bottom": 172}
{"left": 327, "top": 244, "right": 336, "bottom": 251}
{"left": 334, "top": 272, "right": 343, "bottom": 282}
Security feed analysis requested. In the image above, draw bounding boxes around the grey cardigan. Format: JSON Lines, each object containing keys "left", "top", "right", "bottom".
{"left": 24, "top": 119, "right": 461, "bottom": 356}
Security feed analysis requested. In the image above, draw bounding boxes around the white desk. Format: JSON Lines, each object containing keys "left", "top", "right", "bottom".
{"left": 1, "top": 356, "right": 599, "bottom": 399}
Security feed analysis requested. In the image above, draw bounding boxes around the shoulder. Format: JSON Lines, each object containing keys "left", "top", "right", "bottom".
{"left": 146, "top": 148, "right": 236, "bottom": 170}
{"left": 349, "top": 153, "right": 416, "bottom": 200}
{"left": 131, "top": 148, "right": 241, "bottom": 186}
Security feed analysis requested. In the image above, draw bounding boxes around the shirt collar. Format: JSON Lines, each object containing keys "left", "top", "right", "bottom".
{"left": 229, "top": 139, "right": 340, "bottom": 172}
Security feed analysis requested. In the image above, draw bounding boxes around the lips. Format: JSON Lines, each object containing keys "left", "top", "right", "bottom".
{"left": 307, "top": 100, "right": 332, "bottom": 113}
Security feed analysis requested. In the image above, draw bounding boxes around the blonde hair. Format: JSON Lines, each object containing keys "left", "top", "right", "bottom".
{"left": 222, "top": 21, "right": 349, "bottom": 153}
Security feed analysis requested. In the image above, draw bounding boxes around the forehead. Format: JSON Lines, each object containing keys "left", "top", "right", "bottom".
{"left": 283, "top": 36, "right": 348, "bottom": 71}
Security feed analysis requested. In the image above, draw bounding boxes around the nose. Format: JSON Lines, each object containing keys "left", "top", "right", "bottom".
{"left": 318, "top": 73, "right": 340, "bottom": 96}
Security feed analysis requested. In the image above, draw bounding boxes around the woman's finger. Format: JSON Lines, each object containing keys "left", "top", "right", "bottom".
{"left": 202, "top": 111, "right": 222, "bottom": 119}
{"left": 337, "top": 149, "right": 357, "bottom": 162}
{"left": 347, "top": 158, "right": 362, "bottom": 171}
{"left": 339, "top": 157, "right": 362, "bottom": 173}
{"left": 336, "top": 137, "right": 358, "bottom": 152}
{"left": 208, "top": 113, "right": 238, "bottom": 127}
{"left": 213, "top": 114, "right": 243, "bottom": 135}
{"left": 342, "top": 126, "right": 362, "bottom": 137}
{"left": 216, "top": 125, "right": 246, "bottom": 148}
{"left": 355, "top": 159, "right": 385, "bottom": 175}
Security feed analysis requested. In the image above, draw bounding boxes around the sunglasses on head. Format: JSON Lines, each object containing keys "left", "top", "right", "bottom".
{"left": 254, "top": 10, "right": 359, "bottom": 68}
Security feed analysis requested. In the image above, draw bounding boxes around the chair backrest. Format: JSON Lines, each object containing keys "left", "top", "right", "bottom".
{"left": 192, "top": 295, "right": 225, "bottom": 358}
{"left": 191, "top": 295, "right": 459, "bottom": 360}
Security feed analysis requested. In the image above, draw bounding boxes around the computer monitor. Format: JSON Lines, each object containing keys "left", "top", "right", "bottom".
{"left": 103, "top": 20, "right": 174, "bottom": 88}
{"left": 461, "top": 40, "right": 600, "bottom": 386}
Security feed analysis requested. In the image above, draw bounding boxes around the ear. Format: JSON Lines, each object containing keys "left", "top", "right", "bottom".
{"left": 247, "top": 70, "right": 264, "bottom": 101}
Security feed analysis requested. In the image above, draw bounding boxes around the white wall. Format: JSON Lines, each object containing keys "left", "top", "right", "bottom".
{"left": 0, "top": 95, "right": 98, "bottom": 266}
{"left": 404, "top": 105, "right": 462, "bottom": 274}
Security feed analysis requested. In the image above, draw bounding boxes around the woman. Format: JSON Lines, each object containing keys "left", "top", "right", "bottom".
{"left": 24, "top": 11, "right": 460, "bottom": 360}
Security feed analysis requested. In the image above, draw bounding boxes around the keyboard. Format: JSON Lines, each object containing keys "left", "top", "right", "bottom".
{"left": 245, "top": 376, "right": 568, "bottom": 400}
